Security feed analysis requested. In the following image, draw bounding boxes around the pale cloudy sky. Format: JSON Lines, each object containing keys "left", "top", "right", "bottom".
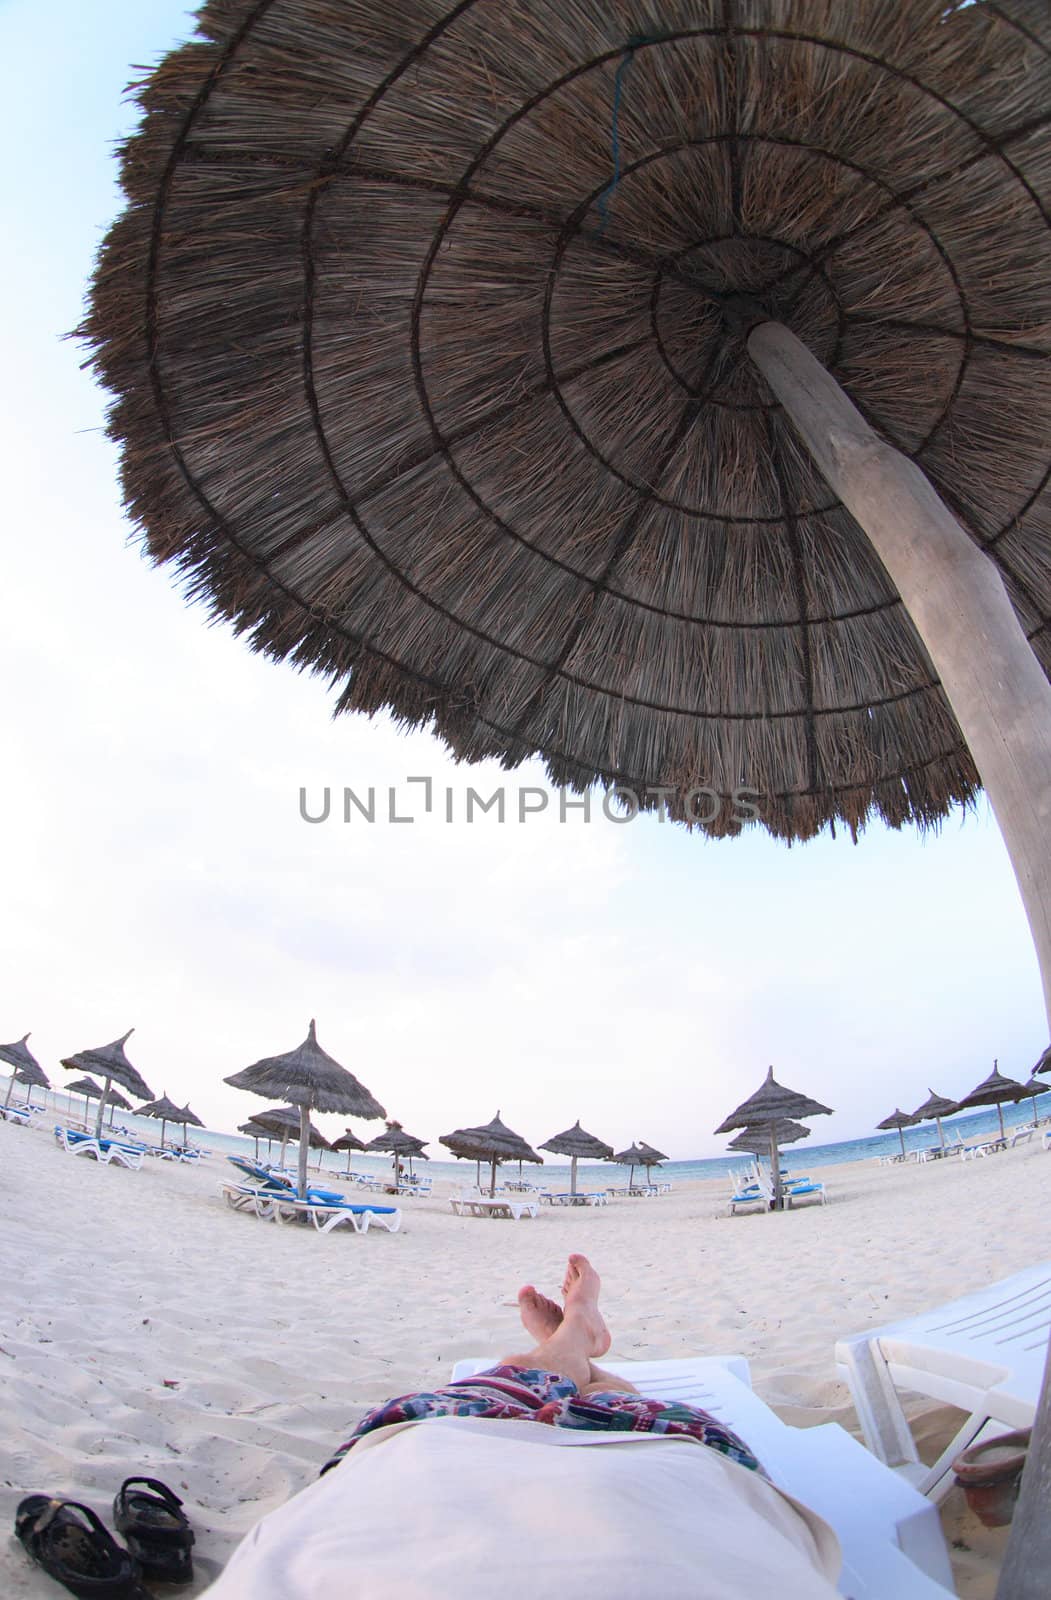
{"left": 1, "top": 1, "right": 1045, "bottom": 1157}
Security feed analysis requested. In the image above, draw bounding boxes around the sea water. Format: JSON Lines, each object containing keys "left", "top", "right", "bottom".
{"left": 28, "top": 1085, "right": 1051, "bottom": 1185}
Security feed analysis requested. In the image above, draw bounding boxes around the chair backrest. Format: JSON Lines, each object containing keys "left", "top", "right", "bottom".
{"left": 227, "top": 1154, "right": 293, "bottom": 1190}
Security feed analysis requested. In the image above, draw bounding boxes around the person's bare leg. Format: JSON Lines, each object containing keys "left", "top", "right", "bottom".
{"left": 499, "top": 1254, "right": 638, "bottom": 1394}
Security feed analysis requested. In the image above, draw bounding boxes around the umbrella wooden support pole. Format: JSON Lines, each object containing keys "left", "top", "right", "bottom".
{"left": 768, "top": 1125, "right": 784, "bottom": 1211}
{"left": 94, "top": 1078, "right": 111, "bottom": 1139}
{"left": 748, "top": 322, "right": 1051, "bottom": 1028}
{"left": 570, "top": 1154, "right": 577, "bottom": 1196}
{"left": 297, "top": 1105, "right": 309, "bottom": 1199}
{"left": 748, "top": 321, "right": 1051, "bottom": 1600}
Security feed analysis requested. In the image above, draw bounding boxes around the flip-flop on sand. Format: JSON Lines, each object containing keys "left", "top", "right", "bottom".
{"left": 15, "top": 1495, "right": 150, "bottom": 1598}
{"left": 113, "top": 1477, "right": 195, "bottom": 1586}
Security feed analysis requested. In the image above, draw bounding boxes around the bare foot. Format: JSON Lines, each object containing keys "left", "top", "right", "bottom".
{"left": 561, "top": 1253, "right": 611, "bottom": 1358}
{"left": 517, "top": 1285, "right": 563, "bottom": 1344}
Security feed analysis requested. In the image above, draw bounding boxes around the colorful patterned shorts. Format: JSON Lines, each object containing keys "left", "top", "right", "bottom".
{"left": 321, "top": 1365, "right": 763, "bottom": 1476}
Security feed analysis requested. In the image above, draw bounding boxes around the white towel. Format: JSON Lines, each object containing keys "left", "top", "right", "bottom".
{"left": 205, "top": 1415, "right": 842, "bottom": 1598}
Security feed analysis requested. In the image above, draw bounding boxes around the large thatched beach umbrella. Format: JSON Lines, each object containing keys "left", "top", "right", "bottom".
{"left": 955, "top": 1061, "right": 1028, "bottom": 1143}
{"left": 909, "top": 1088, "right": 960, "bottom": 1151}
{"left": 80, "top": 4, "right": 1051, "bottom": 1035}
{"left": 540, "top": 1120, "right": 614, "bottom": 1195}
{"left": 715, "top": 1068, "right": 832, "bottom": 1210}
{"left": 1034, "top": 1044, "right": 1051, "bottom": 1078}
{"left": 1, "top": 1035, "right": 48, "bottom": 1109}
{"left": 440, "top": 1112, "right": 541, "bottom": 1197}
{"left": 61, "top": 1032, "right": 153, "bottom": 1138}
{"left": 224, "top": 1022, "right": 384, "bottom": 1197}
{"left": 875, "top": 1108, "right": 918, "bottom": 1162}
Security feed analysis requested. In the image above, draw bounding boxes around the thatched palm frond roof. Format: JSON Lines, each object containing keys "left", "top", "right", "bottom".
{"left": 611, "top": 1143, "right": 652, "bottom": 1166}
{"left": 224, "top": 1019, "right": 386, "bottom": 1119}
{"left": 876, "top": 1108, "right": 918, "bottom": 1131}
{"left": 956, "top": 1062, "right": 1028, "bottom": 1111}
{"left": 0, "top": 1035, "right": 46, "bottom": 1085}
{"left": 105, "top": 1087, "right": 134, "bottom": 1111}
{"left": 179, "top": 1103, "right": 205, "bottom": 1129}
{"left": 540, "top": 1120, "right": 614, "bottom": 1159}
{"left": 139, "top": 1092, "right": 189, "bottom": 1122}
{"left": 61, "top": 1031, "right": 154, "bottom": 1101}
{"left": 910, "top": 1089, "right": 959, "bottom": 1121}
{"left": 66, "top": 1076, "right": 103, "bottom": 1098}
{"left": 729, "top": 1119, "right": 812, "bottom": 1152}
{"left": 1020, "top": 1076, "right": 1050, "bottom": 1101}
{"left": 80, "top": 1, "right": 1051, "bottom": 842}
{"left": 244, "top": 1104, "right": 334, "bottom": 1149}
{"left": 331, "top": 1129, "right": 369, "bottom": 1154}
{"left": 638, "top": 1140, "right": 669, "bottom": 1163}
{"left": 714, "top": 1067, "right": 833, "bottom": 1133}
{"left": 439, "top": 1112, "right": 542, "bottom": 1164}
{"left": 365, "top": 1121, "right": 429, "bottom": 1155}
{"left": 1034, "top": 1044, "right": 1051, "bottom": 1077}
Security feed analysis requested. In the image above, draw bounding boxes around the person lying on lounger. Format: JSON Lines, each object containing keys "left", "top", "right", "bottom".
{"left": 205, "top": 1254, "right": 840, "bottom": 1599}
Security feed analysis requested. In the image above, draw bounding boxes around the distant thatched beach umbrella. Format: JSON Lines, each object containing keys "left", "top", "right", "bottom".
{"left": 609, "top": 1143, "right": 654, "bottom": 1190}
{"left": 331, "top": 1128, "right": 369, "bottom": 1176}
{"left": 243, "top": 1102, "right": 335, "bottom": 1174}
{"left": 1, "top": 1035, "right": 48, "bottom": 1109}
{"left": 876, "top": 1108, "right": 918, "bottom": 1162}
{"left": 65, "top": 1076, "right": 102, "bottom": 1125}
{"left": 61, "top": 1031, "right": 153, "bottom": 1139}
{"left": 239, "top": 1118, "right": 273, "bottom": 1161}
{"left": 104, "top": 1086, "right": 133, "bottom": 1128}
{"left": 540, "top": 1120, "right": 613, "bottom": 1195}
{"left": 440, "top": 1112, "right": 541, "bottom": 1197}
{"left": 366, "top": 1121, "right": 429, "bottom": 1183}
{"left": 1019, "top": 1077, "right": 1051, "bottom": 1123}
{"left": 138, "top": 1092, "right": 192, "bottom": 1150}
{"left": 715, "top": 1068, "right": 832, "bottom": 1210}
{"left": 956, "top": 1062, "right": 1028, "bottom": 1142}
{"left": 638, "top": 1141, "right": 669, "bottom": 1173}
{"left": 225, "top": 1020, "right": 385, "bottom": 1198}
{"left": 909, "top": 1088, "right": 959, "bottom": 1151}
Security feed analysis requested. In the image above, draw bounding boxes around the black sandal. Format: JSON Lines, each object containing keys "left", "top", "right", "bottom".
{"left": 113, "top": 1477, "right": 195, "bottom": 1586}
{"left": 15, "top": 1495, "right": 149, "bottom": 1598}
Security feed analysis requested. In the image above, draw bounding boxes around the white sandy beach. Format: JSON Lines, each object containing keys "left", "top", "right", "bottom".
{"left": 1, "top": 1117, "right": 1047, "bottom": 1598}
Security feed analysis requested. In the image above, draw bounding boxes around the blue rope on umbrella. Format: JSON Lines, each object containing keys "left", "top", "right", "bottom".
{"left": 596, "top": 32, "right": 676, "bottom": 233}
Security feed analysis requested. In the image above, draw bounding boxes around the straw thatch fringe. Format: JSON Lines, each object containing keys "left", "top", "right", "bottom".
{"left": 80, "top": 1, "right": 1051, "bottom": 840}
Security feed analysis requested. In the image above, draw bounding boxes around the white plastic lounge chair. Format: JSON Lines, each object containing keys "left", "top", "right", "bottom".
{"left": 836, "top": 1263, "right": 1051, "bottom": 1499}
{"left": 728, "top": 1178, "right": 768, "bottom": 1215}
{"left": 57, "top": 1127, "right": 146, "bottom": 1169}
{"left": 220, "top": 1161, "right": 402, "bottom": 1234}
{"left": 450, "top": 1354, "right": 953, "bottom": 1599}
{"left": 270, "top": 1193, "right": 402, "bottom": 1234}
{"left": 450, "top": 1191, "right": 538, "bottom": 1220}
